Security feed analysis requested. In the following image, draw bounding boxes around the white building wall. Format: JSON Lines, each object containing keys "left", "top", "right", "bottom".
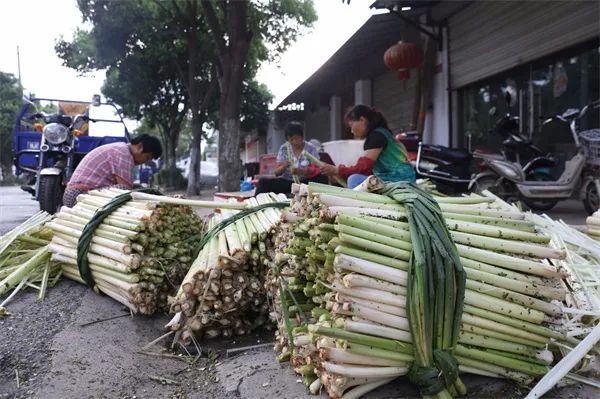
{"left": 329, "top": 96, "right": 342, "bottom": 140}
{"left": 428, "top": 28, "right": 450, "bottom": 146}
{"left": 354, "top": 79, "right": 372, "bottom": 106}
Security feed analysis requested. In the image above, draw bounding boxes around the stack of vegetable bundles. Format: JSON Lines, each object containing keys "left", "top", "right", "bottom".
{"left": 166, "top": 193, "right": 288, "bottom": 344}
{"left": 46, "top": 188, "right": 204, "bottom": 315}
{"left": 269, "top": 181, "right": 593, "bottom": 399}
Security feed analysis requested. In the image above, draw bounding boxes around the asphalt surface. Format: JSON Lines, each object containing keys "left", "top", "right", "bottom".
{"left": 0, "top": 186, "right": 40, "bottom": 234}
{"left": 0, "top": 186, "right": 598, "bottom": 399}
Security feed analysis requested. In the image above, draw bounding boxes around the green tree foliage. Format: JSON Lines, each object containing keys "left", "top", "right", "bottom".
{"left": 101, "top": 52, "right": 189, "bottom": 172}
{"left": 241, "top": 79, "right": 272, "bottom": 135}
{"left": 56, "top": 0, "right": 215, "bottom": 194}
{"left": 57, "top": 0, "right": 316, "bottom": 192}
{"left": 0, "top": 72, "right": 23, "bottom": 182}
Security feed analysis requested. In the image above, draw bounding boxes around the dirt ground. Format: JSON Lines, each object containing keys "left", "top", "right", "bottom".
{"left": 0, "top": 281, "right": 228, "bottom": 399}
{"left": 2, "top": 274, "right": 598, "bottom": 399}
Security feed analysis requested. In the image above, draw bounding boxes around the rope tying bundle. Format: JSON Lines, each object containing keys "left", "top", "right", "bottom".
{"left": 76, "top": 188, "right": 161, "bottom": 288}
{"left": 379, "top": 182, "right": 466, "bottom": 397}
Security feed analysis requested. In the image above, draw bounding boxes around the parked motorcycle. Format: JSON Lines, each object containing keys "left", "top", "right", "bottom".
{"left": 25, "top": 111, "right": 88, "bottom": 213}
{"left": 414, "top": 142, "right": 474, "bottom": 194}
{"left": 470, "top": 101, "right": 600, "bottom": 213}
{"left": 15, "top": 96, "right": 130, "bottom": 213}
{"left": 491, "top": 114, "right": 557, "bottom": 174}
{"left": 469, "top": 109, "right": 559, "bottom": 210}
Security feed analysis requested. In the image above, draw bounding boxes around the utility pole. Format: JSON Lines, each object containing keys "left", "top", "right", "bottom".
{"left": 17, "top": 45, "right": 22, "bottom": 86}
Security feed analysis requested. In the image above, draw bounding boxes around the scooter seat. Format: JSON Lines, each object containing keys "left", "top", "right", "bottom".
{"left": 422, "top": 145, "right": 471, "bottom": 163}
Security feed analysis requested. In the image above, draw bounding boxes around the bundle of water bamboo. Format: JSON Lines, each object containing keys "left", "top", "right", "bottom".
{"left": 46, "top": 188, "right": 204, "bottom": 314}
{"left": 167, "top": 193, "right": 288, "bottom": 344}
{"left": 269, "top": 182, "right": 595, "bottom": 398}
{"left": 0, "top": 212, "right": 62, "bottom": 310}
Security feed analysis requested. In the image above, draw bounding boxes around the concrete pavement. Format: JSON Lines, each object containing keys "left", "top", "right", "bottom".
{"left": 0, "top": 185, "right": 40, "bottom": 233}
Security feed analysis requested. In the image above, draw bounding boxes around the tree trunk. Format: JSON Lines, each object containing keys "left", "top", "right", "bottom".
{"left": 0, "top": 162, "right": 12, "bottom": 183}
{"left": 218, "top": 114, "right": 241, "bottom": 192}
{"left": 167, "top": 134, "right": 177, "bottom": 170}
{"left": 214, "top": 1, "right": 250, "bottom": 192}
{"left": 0, "top": 137, "right": 13, "bottom": 183}
{"left": 186, "top": 112, "right": 203, "bottom": 196}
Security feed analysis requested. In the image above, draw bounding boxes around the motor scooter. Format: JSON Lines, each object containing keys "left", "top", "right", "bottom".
{"left": 396, "top": 131, "right": 473, "bottom": 194}
{"left": 491, "top": 113, "right": 557, "bottom": 174}
{"left": 414, "top": 141, "right": 474, "bottom": 194}
{"left": 470, "top": 101, "right": 600, "bottom": 213}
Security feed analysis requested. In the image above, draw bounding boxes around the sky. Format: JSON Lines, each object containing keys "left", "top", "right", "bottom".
{"left": 0, "top": 0, "right": 383, "bottom": 109}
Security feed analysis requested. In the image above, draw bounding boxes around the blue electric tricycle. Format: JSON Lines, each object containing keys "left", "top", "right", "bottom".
{"left": 13, "top": 95, "right": 130, "bottom": 213}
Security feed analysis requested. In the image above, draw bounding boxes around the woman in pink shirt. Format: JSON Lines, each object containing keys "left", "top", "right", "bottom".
{"left": 63, "top": 134, "right": 162, "bottom": 207}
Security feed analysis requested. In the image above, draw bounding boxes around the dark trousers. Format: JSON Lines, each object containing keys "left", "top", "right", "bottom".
{"left": 254, "top": 174, "right": 328, "bottom": 195}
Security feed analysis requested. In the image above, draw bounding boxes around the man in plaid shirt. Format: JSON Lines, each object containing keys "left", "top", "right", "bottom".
{"left": 63, "top": 134, "right": 162, "bottom": 207}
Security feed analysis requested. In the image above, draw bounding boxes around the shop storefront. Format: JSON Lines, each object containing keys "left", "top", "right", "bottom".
{"left": 459, "top": 41, "right": 599, "bottom": 152}
{"left": 448, "top": 1, "right": 599, "bottom": 151}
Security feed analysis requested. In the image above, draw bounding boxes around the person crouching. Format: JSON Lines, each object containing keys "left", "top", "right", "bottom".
{"left": 62, "top": 134, "right": 162, "bottom": 207}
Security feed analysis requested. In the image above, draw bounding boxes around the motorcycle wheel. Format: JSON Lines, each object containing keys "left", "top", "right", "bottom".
{"left": 584, "top": 181, "right": 599, "bottom": 215}
{"left": 39, "top": 175, "right": 63, "bottom": 214}
{"left": 522, "top": 172, "right": 558, "bottom": 212}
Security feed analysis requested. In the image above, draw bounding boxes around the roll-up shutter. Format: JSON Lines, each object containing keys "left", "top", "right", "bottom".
{"left": 373, "top": 70, "right": 417, "bottom": 133}
{"left": 449, "top": 1, "right": 599, "bottom": 89}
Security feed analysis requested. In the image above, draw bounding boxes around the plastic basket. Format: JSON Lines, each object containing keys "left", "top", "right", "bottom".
{"left": 579, "top": 129, "right": 600, "bottom": 166}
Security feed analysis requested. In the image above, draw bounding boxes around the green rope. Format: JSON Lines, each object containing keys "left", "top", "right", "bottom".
{"left": 77, "top": 188, "right": 161, "bottom": 288}
{"left": 377, "top": 182, "right": 467, "bottom": 397}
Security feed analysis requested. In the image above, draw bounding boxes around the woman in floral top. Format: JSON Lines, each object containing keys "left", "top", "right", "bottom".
{"left": 254, "top": 122, "right": 328, "bottom": 195}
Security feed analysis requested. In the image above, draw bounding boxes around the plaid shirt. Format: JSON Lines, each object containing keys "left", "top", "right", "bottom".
{"left": 67, "top": 142, "right": 134, "bottom": 191}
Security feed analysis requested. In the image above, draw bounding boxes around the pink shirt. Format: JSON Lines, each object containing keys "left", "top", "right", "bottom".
{"left": 68, "top": 142, "right": 134, "bottom": 191}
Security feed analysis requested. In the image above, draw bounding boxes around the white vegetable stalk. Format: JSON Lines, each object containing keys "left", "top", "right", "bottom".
{"left": 331, "top": 281, "right": 406, "bottom": 308}
{"left": 341, "top": 319, "right": 412, "bottom": 342}
{"left": 46, "top": 189, "right": 204, "bottom": 315}
{"left": 336, "top": 293, "right": 407, "bottom": 317}
{"left": 167, "top": 192, "right": 286, "bottom": 343}
{"left": 322, "top": 362, "right": 408, "bottom": 379}
{"left": 525, "top": 323, "right": 600, "bottom": 399}
{"left": 342, "top": 273, "right": 406, "bottom": 295}
{"left": 339, "top": 377, "right": 396, "bottom": 399}
{"left": 319, "top": 347, "right": 406, "bottom": 367}
{"left": 334, "top": 253, "right": 408, "bottom": 286}
{"left": 129, "top": 192, "right": 247, "bottom": 209}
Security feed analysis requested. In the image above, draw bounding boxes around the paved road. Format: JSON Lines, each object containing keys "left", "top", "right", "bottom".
{"left": 0, "top": 186, "right": 40, "bottom": 234}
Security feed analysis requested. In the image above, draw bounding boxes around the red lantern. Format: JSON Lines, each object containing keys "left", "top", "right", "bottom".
{"left": 383, "top": 41, "right": 424, "bottom": 80}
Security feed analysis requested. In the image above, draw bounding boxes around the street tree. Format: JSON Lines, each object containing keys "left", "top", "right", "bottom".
{"left": 56, "top": 0, "right": 219, "bottom": 195}
{"left": 57, "top": 0, "right": 316, "bottom": 193}
{"left": 0, "top": 72, "right": 23, "bottom": 182}
{"left": 201, "top": 0, "right": 317, "bottom": 191}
